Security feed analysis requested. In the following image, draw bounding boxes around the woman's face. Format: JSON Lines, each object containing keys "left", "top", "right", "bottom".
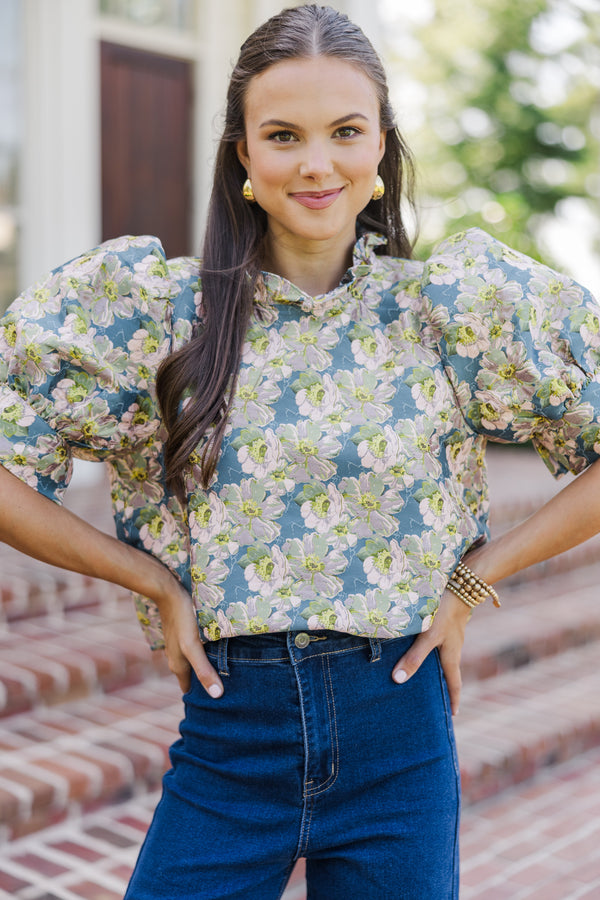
{"left": 237, "top": 55, "right": 386, "bottom": 256}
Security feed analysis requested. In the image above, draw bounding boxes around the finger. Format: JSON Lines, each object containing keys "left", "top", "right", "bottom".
{"left": 392, "top": 631, "right": 437, "bottom": 685}
{"left": 439, "top": 647, "right": 462, "bottom": 716}
{"left": 180, "top": 635, "right": 224, "bottom": 699}
{"left": 163, "top": 648, "right": 192, "bottom": 694}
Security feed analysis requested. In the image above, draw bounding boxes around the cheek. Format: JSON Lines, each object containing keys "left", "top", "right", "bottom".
{"left": 352, "top": 143, "right": 385, "bottom": 177}
{"left": 255, "top": 160, "right": 290, "bottom": 186}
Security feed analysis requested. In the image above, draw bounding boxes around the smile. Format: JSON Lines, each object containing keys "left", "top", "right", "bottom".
{"left": 290, "top": 188, "right": 344, "bottom": 210}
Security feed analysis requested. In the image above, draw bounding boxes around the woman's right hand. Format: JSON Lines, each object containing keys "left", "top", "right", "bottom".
{"left": 0, "top": 466, "right": 224, "bottom": 699}
{"left": 155, "top": 578, "right": 224, "bottom": 698}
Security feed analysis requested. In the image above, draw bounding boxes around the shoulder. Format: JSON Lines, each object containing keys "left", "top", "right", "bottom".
{"left": 3, "top": 235, "right": 202, "bottom": 339}
{"left": 422, "top": 227, "right": 588, "bottom": 297}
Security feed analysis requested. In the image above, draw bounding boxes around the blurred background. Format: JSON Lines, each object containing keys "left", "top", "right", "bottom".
{"left": 0, "top": 0, "right": 598, "bottom": 316}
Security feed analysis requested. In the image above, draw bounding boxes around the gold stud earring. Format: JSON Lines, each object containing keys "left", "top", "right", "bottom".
{"left": 242, "top": 178, "right": 255, "bottom": 202}
{"left": 371, "top": 175, "right": 385, "bottom": 201}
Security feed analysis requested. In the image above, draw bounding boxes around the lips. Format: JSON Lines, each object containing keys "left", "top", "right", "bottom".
{"left": 290, "top": 188, "right": 344, "bottom": 210}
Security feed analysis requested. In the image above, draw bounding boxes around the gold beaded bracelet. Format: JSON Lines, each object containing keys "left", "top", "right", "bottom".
{"left": 446, "top": 560, "right": 501, "bottom": 610}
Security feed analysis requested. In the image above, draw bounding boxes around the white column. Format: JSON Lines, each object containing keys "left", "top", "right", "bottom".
{"left": 191, "top": 0, "right": 248, "bottom": 249}
{"left": 20, "top": 0, "right": 100, "bottom": 287}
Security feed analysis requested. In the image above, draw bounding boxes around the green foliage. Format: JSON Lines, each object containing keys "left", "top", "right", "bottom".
{"left": 388, "top": 0, "right": 600, "bottom": 265}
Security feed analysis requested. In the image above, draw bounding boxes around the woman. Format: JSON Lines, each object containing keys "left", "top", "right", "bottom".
{"left": 2, "top": 5, "right": 600, "bottom": 898}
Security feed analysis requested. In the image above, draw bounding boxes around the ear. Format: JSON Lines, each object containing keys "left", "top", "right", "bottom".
{"left": 236, "top": 139, "right": 250, "bottom": 173}
{"left": 378, "top": 129, "right": 386, "bottom": 164}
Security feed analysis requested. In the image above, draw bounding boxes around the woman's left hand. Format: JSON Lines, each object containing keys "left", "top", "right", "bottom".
{"left": 391, "top": 588, "right": 472, "bottom": 716}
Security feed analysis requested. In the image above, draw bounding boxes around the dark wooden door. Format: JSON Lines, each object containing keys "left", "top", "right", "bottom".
{"left": 100, "top": 42, "right": 193, "bottom": 258}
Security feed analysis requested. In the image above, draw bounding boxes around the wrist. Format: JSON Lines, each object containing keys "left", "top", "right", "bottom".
{"left": 448, "top": 553, "right": 501, "bottom": 611}
{"left": 122, "top": 543, "right": 178, "bottom": 603}
{"left": 460, "top": 543, "right": 499, "bottom": 585}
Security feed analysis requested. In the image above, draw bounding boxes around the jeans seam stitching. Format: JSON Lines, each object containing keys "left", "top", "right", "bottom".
{"left": 291, "top": 655, "right": 313, "bottom": 859}
{"left": 297, "top": 794, "right": 314, "bottom": 859}
{"left": 306, "top": 654, "right": 339, "bottom": 797}
{"left": 434, "top": 648, "right": 461, "bottom": 897}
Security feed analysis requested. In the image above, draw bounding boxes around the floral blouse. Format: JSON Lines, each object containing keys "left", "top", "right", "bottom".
{"left": 1, "top": 228, "right": 600, "bottom": 648}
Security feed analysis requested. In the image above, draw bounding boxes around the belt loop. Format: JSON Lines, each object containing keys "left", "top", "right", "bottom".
{"left": 368, "top": 637, "right": 381, "bottom": 663}
{"left": 217, "top": 637, "right": 230, "bottom": 677}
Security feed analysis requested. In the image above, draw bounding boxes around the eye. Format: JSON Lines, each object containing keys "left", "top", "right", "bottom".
{"left": 335, "top": 126, "right": 361, "bottom": 139}
{"left": 268, "top": 130, "right": 298, "bottom": 144}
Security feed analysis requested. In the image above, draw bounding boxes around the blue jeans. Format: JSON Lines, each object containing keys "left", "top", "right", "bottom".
{"left": 125, "top": 631, "right": 460, "bottom": 899}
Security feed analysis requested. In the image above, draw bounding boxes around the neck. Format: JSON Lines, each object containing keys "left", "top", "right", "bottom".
{"left": 262, "top": 231, "right": 356, "bottom": 296}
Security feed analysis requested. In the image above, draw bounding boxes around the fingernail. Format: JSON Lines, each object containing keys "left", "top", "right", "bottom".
{"left": 208, "top": 683, "right": 223, "bottom": 698}
{"left": 393, "top": 669, "right": 407, "bottom": 684}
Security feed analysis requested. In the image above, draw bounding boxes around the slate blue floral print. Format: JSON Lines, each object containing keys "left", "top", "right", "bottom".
{"left": 1, "top": 229, "right": 600, "bottom": 648}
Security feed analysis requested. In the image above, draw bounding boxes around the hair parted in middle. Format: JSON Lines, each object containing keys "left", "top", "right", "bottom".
{"left": 157, "top": 4, "right": 417, "bottom": 499}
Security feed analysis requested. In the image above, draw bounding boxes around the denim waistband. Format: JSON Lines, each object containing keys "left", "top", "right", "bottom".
{"left": 204, "top": 630, "right": 413, "bottom": 677}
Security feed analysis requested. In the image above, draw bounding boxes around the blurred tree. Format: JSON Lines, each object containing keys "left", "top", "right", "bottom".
{"left": 388, "top": 0, "right": 600, "bottom": 266}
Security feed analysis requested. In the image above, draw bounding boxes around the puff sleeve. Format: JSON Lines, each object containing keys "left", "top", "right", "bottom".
{"left": 422, "top": 228, "right": 600, "bottom": 477}
{"left": 0, "top": 235, "right": 177, "bottom": 503}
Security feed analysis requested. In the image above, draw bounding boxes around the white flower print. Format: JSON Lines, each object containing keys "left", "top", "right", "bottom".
{"left": 278, "top": 421, "right": 341, "bottom": 483}
{"left": 188, "top": 491, "right": 229, "bottom": 544}
{"left": 360, "top": 538, "right": 408, "bottom": 589}
{"left": 395, "top": 417, "right": 442, "bottom": 481}
{"left": 296, "top": 482, "right": 345, "bottom": 534}
{"left": 350, "top": 326, "right": 394, "bottom": 372}
{"left": 457, "top": 267, "right": 523, "bottom": 316}
{"left": 335, "top": 369, "right": 394, "bottom": 425}
{"left": 348, "top": 588, "right": 414, "bottom": 636}
{"left": 304, "top": 598, "right": 355, "bottom": 633}
{"left": 578, "top": 309, "right": 600, "bottom": 350}
{"left": 220, "top": 479, "right": 285, "bottom": 545}
{"left": 0, "top": 392, "right": 37, "bottom": 433}
{"left": 528, "top": 270, "right": 584, "bottom": 309}
{"left": 294, "top": 372, "right": 341, "bottom": 422}
{"left": 468, "top": 389, "right": 515, "bottom": 432}
{"left": 233, "top": 427, "right": 286, "bottom": 479}
{"left": 340, "top": 473, "right": 403, "bottom": 539}
{"left": 225, "top": 596, "right": 293, "bottom": 635}
{"left": 427, "top": 255, "right": 465, "bottom": 285}
{"left": 416, "top": 480, "right": 455, "bottom": 529}
{"left": 354, "top": 424, "right": 402, "bottom": 473}
{"left": 284, "top": 533, "right": 346, "bottom": 600}
{"left": 451, "top": 312, "right": 492, "bottom": 358}
{"left": 189, "top": 547, "right": 228, "bottom": 609}
{"left": 241, "top": 545, "right": 292, "bottom": 598}
{"left": 407, "top": 367, "right": 455, "bottom": 417}
{"left": 403, "top": 532, "right": 456, "bottom": 595}
{"left": 229, "top": 367, "right": 280, "bottom": 428}
{"left": 477, "top": 343, "right": 539, "bottom": 396}
{"left": 127, "top": 326, "right": 169, "bottom": 368}
{"left": 278, "top": 317, "right": 338, "bottom": 370}
{"left": 1, "top": 441, "right": 41, "bottom": 488}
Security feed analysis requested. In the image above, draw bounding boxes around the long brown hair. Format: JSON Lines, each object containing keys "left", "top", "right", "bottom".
{"left": 156, "top": 4, "right": 417, "bottom": 500}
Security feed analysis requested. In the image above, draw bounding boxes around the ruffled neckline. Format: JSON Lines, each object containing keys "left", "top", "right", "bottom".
{"left": 255, "top": 232, "right": 387, "bottom": 315}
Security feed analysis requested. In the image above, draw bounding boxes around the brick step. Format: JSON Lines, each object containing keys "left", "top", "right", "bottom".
{"left": 0, "top": 554, "right": 122, "bottom": 623}
{"left": 456, "top": 639, "right": 600, "bottom": 807}
{"left": 1, "top": 633, "right": 599, "bottom": 842}
{"left": 0, "top": 676, "right": 181, "bottom": 841}
{"left": 461, "top": 565, "right": 600, "bottom": 681}
{"left": 460, "top": 745, "right": 600, "bottom": 898}
{"left": 0, "top": 604, "right": 168, "bottom": 719}
{"left": 0, "top": 784, "right": 306, "bottom": 899}
{"left": 2, "top": 743, "right": 600, "bottom": 900}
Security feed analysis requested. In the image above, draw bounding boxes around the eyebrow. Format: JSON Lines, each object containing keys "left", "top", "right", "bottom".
{"left": 258, "top": 113, "right": 370, "bottom": 129}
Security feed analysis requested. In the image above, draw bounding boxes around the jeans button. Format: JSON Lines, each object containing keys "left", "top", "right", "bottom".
{"left": 294, "top": 632, "right": 310, "bottom": 649}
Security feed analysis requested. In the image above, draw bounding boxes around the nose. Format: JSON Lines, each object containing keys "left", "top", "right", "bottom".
{"left": 298, "top": 139, "right": 335, "bottom": 181}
